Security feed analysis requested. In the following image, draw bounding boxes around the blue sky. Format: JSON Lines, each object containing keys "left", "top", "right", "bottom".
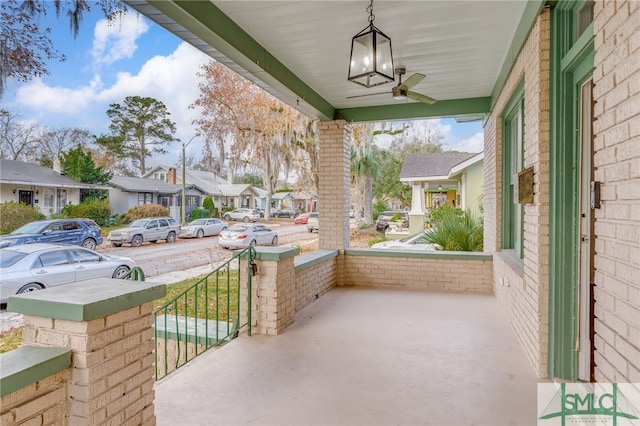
{"left": 2, "top": 5, "right": 484, "bottom": 169}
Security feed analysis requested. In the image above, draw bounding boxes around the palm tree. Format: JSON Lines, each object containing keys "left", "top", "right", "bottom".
{"left": 350, "top": 123, "right": 381, "bottom": 226}
{"left": 422, "top": 209, "right": 484, "bottom": 251}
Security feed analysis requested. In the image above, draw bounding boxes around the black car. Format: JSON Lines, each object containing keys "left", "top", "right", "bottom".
{"left": 271, "top": 208, "right": 300, "bottom": 218}
{"left": 0, "top": 219, "right": 104, "bottom": 250}
{"left": 375, "top": 211, "right": 409, "bottom": 232}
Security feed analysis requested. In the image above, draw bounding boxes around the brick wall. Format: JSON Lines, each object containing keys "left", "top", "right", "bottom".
{"left": 295, "top": 257, "right": 338, "bottom": 311}
{"left": 592, "top": 0, "right": 640, "bottom": 383}
{"left": 343, "top": 251, "right": 493, "bottom": 293}
{"left": 1, "top": 370, "right": 70, "bottom": 425}
{"left": 484, "top": 7, "right": 551, "bottom": 377}
{"left": 21, "top": 303, "right": 157, "bottom": 425}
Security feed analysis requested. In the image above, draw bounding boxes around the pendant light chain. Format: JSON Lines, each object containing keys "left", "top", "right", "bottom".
{"left": 367, "top": 0, "right": 375, "bottom": 26}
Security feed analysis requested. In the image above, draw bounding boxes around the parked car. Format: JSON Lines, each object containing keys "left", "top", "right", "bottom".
{"left": 294, "top": 213, "right": 311, "bottom": 224}
{"left": 218, "top": 224, "right": 278, "bottom": 249}
{"left": 370, "top": 229, "right": 438, "bottom": 251}
{"left": 107, "top": 217, "right": 180, "bottom": 247}
{"left": 271, "top": 208, "right": 300, "bottom": 219}
{"left": 0, "top": 219, "right": 104, "bottom": 250}
{"left": 0, "top": 243, "right": 136, "bottom": 304}
{"left": 222, "top": 208, "right": 261, "bottom": 223}
{"left": 375, "top": 211, "right": 409, "bottom": 232}
{"left": 307, "top": 212, "right": 319, "bottom": 233}
{"left": 179, "top": 218, "right": 228, "bottom": 239}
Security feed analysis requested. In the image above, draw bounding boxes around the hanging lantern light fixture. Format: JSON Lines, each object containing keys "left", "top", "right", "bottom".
{"left": 347, "top": 0, "right": 394, "bottom": 88}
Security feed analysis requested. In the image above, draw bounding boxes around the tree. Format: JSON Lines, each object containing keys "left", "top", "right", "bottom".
{"left": 101, "top": 96, "right": 177, "bottom": 175}
{"left": 351, "top": 123, "right": 380, "bottom": 225}
{"left": 61, "top": 144, "right": 112, "bottom": 201}
{"left": 193, "top": 60, "right": 315, "bottom": 219}
{"left": 0, "top": 109, "right": 39, "bottom": 160}
{"left": 236, "top": 173, "right": 263, "bottom": 188}
{"left": 35, "top": 127, "right": 92, "bottom": 167}
{"left": 0, "top": 0, "right": 126, "bottom": 98}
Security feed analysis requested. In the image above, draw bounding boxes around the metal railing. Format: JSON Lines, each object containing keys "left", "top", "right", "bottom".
{"left": 153, "top": 247, "right": 255, "bottom": 380}
{"left": 120, "top": 266, "right": 145, "bottom": 281}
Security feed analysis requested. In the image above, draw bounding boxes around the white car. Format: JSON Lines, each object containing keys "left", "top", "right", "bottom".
{"left": 370, "top": 229, "right": 438, "bottom": 251}
{"left": 0, "top": 243, "right": 136, "bottom": 304}
{"left": 218, "top": 224, "right": 278, "bottom": 249}
{"left": 222, "top": 209, "right": 260, "bottom": 223}
{"left": 179, "top": 218, "right": 228, "bottom": 239}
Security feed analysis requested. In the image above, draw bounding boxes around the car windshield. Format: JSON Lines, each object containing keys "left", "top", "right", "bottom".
{"left": 228, "top": 224, "right": 249, "bottom": 232}
{"left": 0, "top": 250, "right": 28, "bottom": 268}
{"left": 400, "top": 231, "right": 429, "bottom": 244}
{"left": 10, "top": 222, "right": 48, "bottom": 234}
{"left": 189, "top": 219, "right": 207, "bottom": 225}
{"left": 130, "top": 219, "right": 150, "bottom": 228}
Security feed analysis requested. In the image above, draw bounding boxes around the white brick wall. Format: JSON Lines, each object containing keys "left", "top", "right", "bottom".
{"left": 592, "top": 0, "right": 640, "bottom": 383}
{"left": 484, "top": 7, "right": 551, "bottom": 377}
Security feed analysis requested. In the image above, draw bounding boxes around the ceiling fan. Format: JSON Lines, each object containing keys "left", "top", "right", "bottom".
{"left": 346, "top": 67, "right": 437, "bottom": 104}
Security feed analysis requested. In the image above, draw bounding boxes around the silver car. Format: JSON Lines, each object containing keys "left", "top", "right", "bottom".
{"left": 222, "top": 208, "right": 261, "bottom": 223}
{"left": 107, "top": 217, "right": 181, "bottom": 247}
{"left": 218, "top": 224, "right": 278, "bottom": 249}
{"left": 370, "top": 229, "right": 438, "bottom": 251}
{"left": 179, "top": 218, "right": 228, "bottom": 239}
{"left": 0, "top": 243, "right": 136, "bottom": 304}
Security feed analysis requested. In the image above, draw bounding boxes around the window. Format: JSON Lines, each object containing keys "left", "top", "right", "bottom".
{"left": 138, "top": 193, "right": 153, "bottom": 204}
{"left": 34, "top": 251, "right": 70, "bottom": 268}
{"left": 153, "top": 172, "right": 166, "bottom": 182}
{"left": 502, "top": 82, "right": 525, "bottom": 258}
{"left": 62, "top": 221, "right": 80, "bottom": 231}
{"left": 69, "top": 249, "right": 100, "bottom": 263}
{"left": 158, "top": 219, "right": 168, "bottom": 227}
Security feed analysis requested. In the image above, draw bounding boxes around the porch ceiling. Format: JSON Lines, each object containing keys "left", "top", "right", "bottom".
{"left": 125, "top": 1, "right": 543, "bottom": 122}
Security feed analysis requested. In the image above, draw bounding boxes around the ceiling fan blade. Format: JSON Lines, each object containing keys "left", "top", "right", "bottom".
{"left": 406, "top": 91, "right": 437, "bottom": 104}
{"left": 399, "top": 73, "right": 425, "bottom": 91}
{"left": 346, "top": 91, "right": 391, "bottom": 99}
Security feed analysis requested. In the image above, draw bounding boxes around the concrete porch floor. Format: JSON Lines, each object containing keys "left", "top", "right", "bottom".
{"left": 154, "top": 287, "right": 540, "bottom": 426}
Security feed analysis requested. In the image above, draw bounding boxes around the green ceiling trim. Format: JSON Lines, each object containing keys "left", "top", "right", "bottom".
{"left": 490, "top": 0, "right": 548, "bottom": 109}
{"left": 148, "top": 0, "right": 336, "bottom": 120}
{"left": 336, "top": 97, "right": 491, "bottom": 123}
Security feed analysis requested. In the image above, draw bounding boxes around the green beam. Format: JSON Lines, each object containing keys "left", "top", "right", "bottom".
{"left": 147, "top": 0, "right": 336, "bottom": 121}
{"left": 336, "top": 97, "right": 491, "bottom": 123}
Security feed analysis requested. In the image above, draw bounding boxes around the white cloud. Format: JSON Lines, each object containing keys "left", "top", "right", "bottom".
{"left": 91, "top": 13, "right": 149, "bottom": 67}
{"left": 445, "top": 131, "right": 484, "bottom": 153}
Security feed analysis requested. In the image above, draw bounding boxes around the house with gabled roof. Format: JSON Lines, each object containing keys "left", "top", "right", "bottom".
{"left": 0, "top": 159, "right": 105, "bottom": 217}
{"left": 400, "top": 152, "right": 484, "bottom": 233}
{"left": 108, "top": 175, "right": 208, "bottom": 220}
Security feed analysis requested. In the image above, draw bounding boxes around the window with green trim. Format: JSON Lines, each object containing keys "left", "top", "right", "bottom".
{"left": 502, "top": 85, "right": 524, "bottom": 258}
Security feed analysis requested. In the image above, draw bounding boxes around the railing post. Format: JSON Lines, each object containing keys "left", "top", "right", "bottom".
{"left": 239, "top": 247, "right": 299, "bottom": 336}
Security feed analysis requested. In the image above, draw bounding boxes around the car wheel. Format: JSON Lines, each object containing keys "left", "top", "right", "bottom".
{"left": 196, "top": 229, "right": 204, "bottom": 239}
{"left": 243, "top": 216, "right": 250, "bottom": 223}
{"left": 112, "top": 243, "right": 122, "bottom": 247}
{"left": 131, "top": 235, "right": 143, "bottom": 247}
{"left": 290, "top": 214, "right": 295, "bottom": 219}
{"left": 249, "top": 240, "right": 257, "bottom": 246}
{"left": 166, "top": 232, "right": 176, "bottom": 243}
{"left": 17, "top": 283, "right": 43, "bottom": 294}
{"left": 224, "top": 214, "right": 231, "bottom": 221}
{"left": 271, "top": 236, "right": 278, "bottom": 246}
{"left": 112, "top": 265, "right": 130, "bottom": 279}
{"left": 81, "top": 238, "right": 96, "bottom": 250}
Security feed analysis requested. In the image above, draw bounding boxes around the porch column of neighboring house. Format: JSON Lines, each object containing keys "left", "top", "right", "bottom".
{"left": 318, "top": 120, "right": 351, "bottom": 251}
{"left": 408, "top": 182, "right": 426, "bottom": 234}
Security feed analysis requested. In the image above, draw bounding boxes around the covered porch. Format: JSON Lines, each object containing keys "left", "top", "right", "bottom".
{"left": 155, "top": 286, "right": 539, "bottom": 426}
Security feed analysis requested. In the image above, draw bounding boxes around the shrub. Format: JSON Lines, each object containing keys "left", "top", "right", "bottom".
{"left": 0, "top": 202, "right": 46, "bottom": 234}
{"left": 373, "top": 200, "right": 388, "bottom": 220}
{"left": 430, "top": 204, "right": 464, "bottom": 226}
{"left": 124, "top": 204, "right": 169, "bottom": 222}
{"left": 202, "top": 196, "right": 215, "bottom": 212}
{"left": 422, "top": 210, "right": 483, "bottom": 252}
{"left": 189, "top": 208, "right": 210, "bottom": 220}
{"left": 61, "top": 198, "right": 112, "bottom": 226}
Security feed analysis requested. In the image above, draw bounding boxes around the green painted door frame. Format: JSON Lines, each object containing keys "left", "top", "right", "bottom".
{"left": 548, "top": 0, "right": 594, "bottom": 380}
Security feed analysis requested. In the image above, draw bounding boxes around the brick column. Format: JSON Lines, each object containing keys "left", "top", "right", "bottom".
{"left": 9, "top": 278, "right": 166, "bottom": 425}
{"left": 240, "top": 247, "right": 298, "bottom": 335}
{"left": 318, "top": 120, "right": 351, "bottom": 251}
